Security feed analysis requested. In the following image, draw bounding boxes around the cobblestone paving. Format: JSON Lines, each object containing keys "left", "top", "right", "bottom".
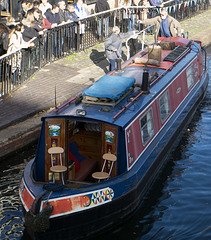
{"left": 181, "top": 9, "right": 211, "bottom": 39}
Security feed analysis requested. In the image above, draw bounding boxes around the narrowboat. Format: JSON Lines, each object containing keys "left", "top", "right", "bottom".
{"left": 19, "top": 37, "right": 209, "bottom": 240}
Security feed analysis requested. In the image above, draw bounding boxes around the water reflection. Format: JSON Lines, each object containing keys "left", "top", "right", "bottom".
{"left": 0, "top": 144, "right": 37, "bottom": 240}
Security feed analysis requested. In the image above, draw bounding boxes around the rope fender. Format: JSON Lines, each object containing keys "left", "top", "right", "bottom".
{"left": 25, "top": 191, "right": 54, "bottom": 232}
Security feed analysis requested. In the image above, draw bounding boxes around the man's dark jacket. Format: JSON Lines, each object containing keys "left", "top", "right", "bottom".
{"left": 45, "top": 9, "right": 61, "bottom": 25}
{"left": 95, "top": 0, "right": 110, "bottom": 13}
{"left": 22, "top": 26, "right": 40, "bottom": 42}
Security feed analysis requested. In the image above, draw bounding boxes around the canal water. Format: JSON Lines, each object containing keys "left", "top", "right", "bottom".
{"left": 1, "top": 47, "right": 211, "bottom": 240}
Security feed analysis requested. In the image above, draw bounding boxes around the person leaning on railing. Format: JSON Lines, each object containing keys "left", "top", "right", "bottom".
{"left": 74, "top": 0, "right": 90, "bottom": 44}
{"left": 120, "top": 0, "right": 137, "bottom": 32}
{"left": 7, "top": 23, "right": 35, "bottom": 83}
{"left": 58, "top": 0, "right": 70, "bottom": 24}
{"left": 21, "top": 18, "right": 44, "bottom": 42}
{"left": 95, "top": 0, "right": 110, "bottom": 37}
{"left": 0, "top": 22, "right": 11, "bottom": 56}
{"left": 65, "top": 4, "right": 80, "bottom": 50}
{"left": 138, "top": 0, "right": 151, "bottom": 20}
{"left": 65, "top": 4, "right": 79, "bottom": 23}
{"left": 138, "top": 8, "right": 181, "bottom": 40}
{"left": 7, "top": 23, "right": 34, "bottom": 53}
{"left": 32, "top": 8, "right": 52, "bottom": 30}
{"left": 44, "top": 4, "right": 61, "bottom": 27}
{"left": 39, "top": 0, "right": 52, "bottom": 16}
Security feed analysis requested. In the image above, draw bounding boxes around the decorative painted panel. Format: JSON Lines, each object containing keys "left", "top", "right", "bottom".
{"left": 40, "top": 187, "right": 114, "bottom": 218}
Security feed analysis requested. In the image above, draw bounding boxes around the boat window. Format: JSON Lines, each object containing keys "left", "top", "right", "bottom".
{"left": 139, "top": 108, "right": 154, "bottom": 146}
{"left": 159, "top": 90, "right": 171, "bottom": 124}
{"left": 186, "top": 64, "right": 194, "bottom": 91}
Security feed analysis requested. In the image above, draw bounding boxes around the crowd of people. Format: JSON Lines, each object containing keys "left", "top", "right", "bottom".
{"left": 0, "top": 0, "right": 91, "bottom": 56}
{"left": 0, "top": 0, "right": 181, "bottom": 54}
{"left": 0, "top": 0, "right": 93, "bottom": 84}
{"left": 0, "top": 0, "right": 182, "bottom": 74}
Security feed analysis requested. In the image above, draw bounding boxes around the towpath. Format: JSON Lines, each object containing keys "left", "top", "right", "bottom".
{"left": 1, "top": 9, "right": 211, "bottom": 158}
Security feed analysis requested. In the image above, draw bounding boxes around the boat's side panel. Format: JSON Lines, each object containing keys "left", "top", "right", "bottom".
{"left": 125, "top": 101, "right": 158, "bottom": 170}
{"left": 135, "top": 69, "right": 209, "bottom": 192}
{"left": 125, "top": 55, "right": 201, "bottom": 170}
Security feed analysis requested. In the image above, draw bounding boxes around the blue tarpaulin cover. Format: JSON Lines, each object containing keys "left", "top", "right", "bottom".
{"left": 83, "top": 75, "right": 136, "bottom": 101}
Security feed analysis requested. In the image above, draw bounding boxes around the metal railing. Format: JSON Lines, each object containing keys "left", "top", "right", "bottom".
{"left": 0, "top": 0, "right": 209, "bottom": 98}
{"left": 126, "top": 25, "right": 156, "bottom": 60}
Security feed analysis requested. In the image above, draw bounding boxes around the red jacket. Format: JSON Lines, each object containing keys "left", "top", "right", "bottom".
{"left": 42, "top": 17, "right": 51, "bottom": 29}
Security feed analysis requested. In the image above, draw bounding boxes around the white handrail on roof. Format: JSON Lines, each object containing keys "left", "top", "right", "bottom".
{"left": 126, "top": 25, "right": 155, "bottom": 60}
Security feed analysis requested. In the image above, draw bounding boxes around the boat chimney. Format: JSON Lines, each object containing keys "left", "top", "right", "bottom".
{"left": 116, "top": 58, "right": 122, "bottom": 72}
{"left": 141, "top": 70, "right": 150, "bottom": 93}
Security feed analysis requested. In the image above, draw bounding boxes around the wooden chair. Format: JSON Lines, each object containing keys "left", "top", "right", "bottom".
{"left": 92, "top": 153, "right": 117, "bottom": 182}
{"left": 48, "top": 147, "right": 67, "bottom": 184}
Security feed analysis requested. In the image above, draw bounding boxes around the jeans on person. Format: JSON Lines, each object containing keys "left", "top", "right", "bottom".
{"left": 70, "top": 25, "right": 76, "bottom": 49}
{"left": 52, "top": 31, "right": 58, "bottom": 58}
{"left": 98, "top": 17, "right": 109, "bottom": 37}
{"left": 128, "top": 13, "right": 136, "bottom": 31}
{"left": 11, "top": 67, "right": 18, "bottom": 84}
{"left": 109, "top": 59, "right": 116, "bottom": 72}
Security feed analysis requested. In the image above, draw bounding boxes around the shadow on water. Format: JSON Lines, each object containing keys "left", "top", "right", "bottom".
{"left": 0, "top": 143, "right": 38, "bottom": 175}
